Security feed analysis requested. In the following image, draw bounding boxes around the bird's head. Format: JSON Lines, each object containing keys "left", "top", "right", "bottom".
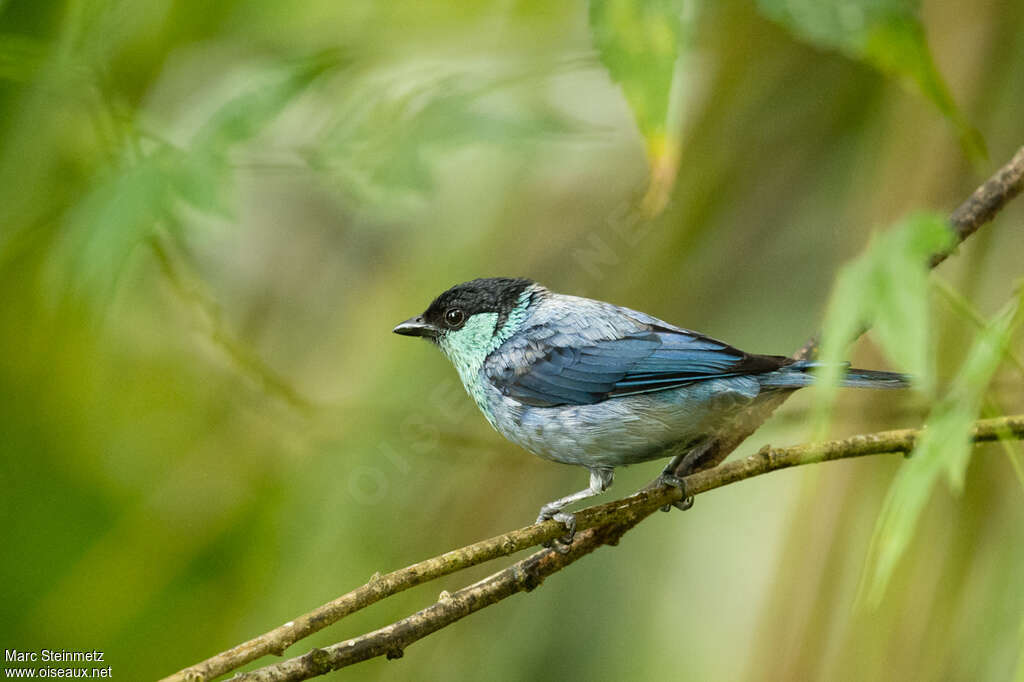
{"left": 393, "top": 277, "right": 537, "bottom": 370}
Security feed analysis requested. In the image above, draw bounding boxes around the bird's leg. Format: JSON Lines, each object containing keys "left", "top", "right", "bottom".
{"left": 537, "top": 468, "right": 614, "bottom": 553}
{"left": 657, "top": 454, "right": 694, "bottom": 513}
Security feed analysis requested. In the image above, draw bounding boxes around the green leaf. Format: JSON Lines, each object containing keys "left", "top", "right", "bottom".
{"left": 588, "top": 0, "right": 700, "bottom": 214}
{"left": 589, "top": 0, "right": 691, "bottom": 144}
{"left": 172, "top": 53, "right": 340, "bottom": 215}
{"left": 939, "top": 291, "right": 1024, "bottom": 490}
{"left": 50, "top": 154, "right": 172, "bottom": 304}
{"left": 867, "top": 213, "right": 952, "bottom": 391}
{"left": 755, "top": 0, "right": 985, "bottom": 160}
{"left": 859, "top": 284, "right": 1024, "bottom": 605}
{"left": 814, "top": 212, "right": 952, "bottom": 434}
{"left": 309, "top": 66, "right": 579, "bottom": 213}
{"left": 190, "top": 53, "right": 338, "bottom": 153}
{"left": 814, "top": 258, "right": 872, "bottom": 431}
{"left": 50, "top": 55, "right": 339, "bottom": 304}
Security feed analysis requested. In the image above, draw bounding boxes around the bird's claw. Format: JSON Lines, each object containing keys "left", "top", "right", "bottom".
{"left": 538, "top": 510, "right": 577, "bottom": 553}
{"left": 657, "top": 473, "right": 694, "bottom": 513}
{"left": 668, "top": 496, "right": 695, "bottom": 512}
{"left": 553, "top": 511, "right": 577, "bottom": 543}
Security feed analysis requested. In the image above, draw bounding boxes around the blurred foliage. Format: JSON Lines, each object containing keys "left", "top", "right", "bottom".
{"left": 307, "top": 61, "right": 582, "bottom": 213}
{"left": 815, "top": 212, "right": 951, "bottom": 420}
{"left": 817, "top": 216, "right": 1022, "bottom": 606}
{"left": 50, "top": 54, "right": 341, "bottom": 304}
{"left": 589, "top": 0, "right": 699, "bottom": 213}
{"left": 590, "top": 0, "right": 689, "bottom": 146}
{"left": 862, "top": 283, "right": 1023, "bottom": 605}
{"left": 592, "top": 0, "right": 984, "bottom": 215}
{"left": 0, "top": 0, "right": 1022, "bottom": 680}
{"left": 756, "top": 0, "right": 986, "bottom": 160}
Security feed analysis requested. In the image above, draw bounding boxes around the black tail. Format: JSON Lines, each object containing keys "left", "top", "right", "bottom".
{"left": 837, "top": 367, "right": 912, "bottom": 389}
{"left": 759, "top": 362, "right": 911, "bottom": 389}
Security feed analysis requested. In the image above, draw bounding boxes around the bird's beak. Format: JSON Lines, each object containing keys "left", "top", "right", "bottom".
{"left": 393, "top": 315, "right": 440, "bottom": 338}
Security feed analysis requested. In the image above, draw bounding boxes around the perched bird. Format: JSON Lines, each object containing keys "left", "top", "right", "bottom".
{"left": 394, "top": 277, "right": 908, "bottom": 545}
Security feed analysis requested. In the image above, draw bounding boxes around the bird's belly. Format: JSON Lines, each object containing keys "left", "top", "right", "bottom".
{"left": 486, "top": 377, "right": 762, "bottom": 468}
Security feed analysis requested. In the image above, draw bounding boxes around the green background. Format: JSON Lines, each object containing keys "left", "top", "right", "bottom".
{"left": 1, "top": 0, "right": 1022, "bottom": 680}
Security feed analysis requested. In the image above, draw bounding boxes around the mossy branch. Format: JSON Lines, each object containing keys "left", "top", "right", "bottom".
{"left": 231, "top": 416, "right": 1024, "bottom": 681}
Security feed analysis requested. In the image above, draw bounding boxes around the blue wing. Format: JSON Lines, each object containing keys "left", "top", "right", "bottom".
{"left": 484, "top": 322, "right": 789, "bottom": 407}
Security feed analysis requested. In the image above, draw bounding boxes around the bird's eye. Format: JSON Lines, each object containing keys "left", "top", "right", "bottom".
{"left": 444, "top": 308, "right": 465, "bottom": 328}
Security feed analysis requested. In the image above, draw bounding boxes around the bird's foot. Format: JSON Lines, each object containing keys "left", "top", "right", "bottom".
{"left": 657, "top": 473, "right": 694, "bottom": 513}
{"left": 537, "top": 509, "right": 577, "bottom": 554}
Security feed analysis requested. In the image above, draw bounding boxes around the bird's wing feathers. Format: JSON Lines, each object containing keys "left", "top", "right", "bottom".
{"left": 484, "top": 301, "right": 790, "bottom": 407}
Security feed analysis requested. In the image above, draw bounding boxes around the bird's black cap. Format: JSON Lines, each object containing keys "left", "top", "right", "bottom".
{"left": 393, "top": 277, "right": 535, "bottom": 338}
{"left": 424, "top": 277, "right": 534, "bottom": 321}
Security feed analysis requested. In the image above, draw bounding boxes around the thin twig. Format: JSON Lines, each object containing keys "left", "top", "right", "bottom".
{"left": 162, "top": 144, "right": 1024, "bottom": 682}
{"left": 232, "top": 415, "right": 1024, "bottom": 681}
{"left": 935, "top": 144, "right": 1024, "bottom": 268}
